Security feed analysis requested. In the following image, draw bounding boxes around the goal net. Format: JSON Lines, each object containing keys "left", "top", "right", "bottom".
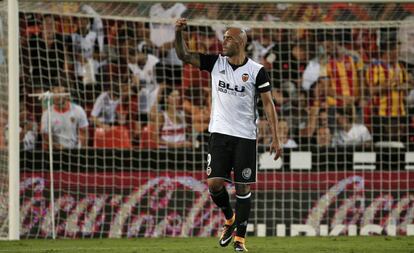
{"left": 12, "top": 1, "right": 414, "bottom": 238}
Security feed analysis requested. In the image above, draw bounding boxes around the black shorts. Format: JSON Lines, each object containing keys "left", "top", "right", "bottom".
{"left": 207, "top": 133, "right": 257, "bottom": 184}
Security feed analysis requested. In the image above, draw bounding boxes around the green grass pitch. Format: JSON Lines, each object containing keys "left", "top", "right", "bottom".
{"left": 0, "top": 237, "right": 413, "bottom": 253}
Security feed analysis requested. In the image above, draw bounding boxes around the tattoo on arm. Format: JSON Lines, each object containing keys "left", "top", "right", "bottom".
{"left": 261, "top": 92, "right": 279, "bottom": 140}
{"left": 175, "top": 30, "right": 200, "bottom": 67}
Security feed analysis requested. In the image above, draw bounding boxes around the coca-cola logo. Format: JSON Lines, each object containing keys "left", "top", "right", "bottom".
{"left": 9, "top": 172, "right": 414, "bottom": 237}
{"left": 19, "top": 175, "right": 226, "bottom": 238}
{"left": 306, "top": 176, "right": 414, "bottom": 235}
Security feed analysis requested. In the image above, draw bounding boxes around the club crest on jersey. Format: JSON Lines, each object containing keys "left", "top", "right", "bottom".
{"left": 242, "top": 168, "right": 252, "bottom": 179}
{"left": 242, "top": 73, "right": 249, "bottom": 82}
{"left": 70, "top": 117, "right": 76, "bottom": 123}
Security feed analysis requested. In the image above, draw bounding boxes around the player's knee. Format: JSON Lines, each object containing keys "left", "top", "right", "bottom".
{"left": 235, "top": 184, "right": 250, "bottom": 195}
{"left": 207, "top": 178, "right": 225, "bottom": 192}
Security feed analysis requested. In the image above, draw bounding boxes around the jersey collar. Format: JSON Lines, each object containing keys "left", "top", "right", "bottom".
{"left": 228, "top": 57, "right": 249, "bottom": 71}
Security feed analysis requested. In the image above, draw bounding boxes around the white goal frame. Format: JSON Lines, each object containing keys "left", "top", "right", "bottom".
{"left": 5, "top": 0, "right": 413, "bottom": 240}
{"left": 8, "top": 0, "right": 20, "bottom": 241}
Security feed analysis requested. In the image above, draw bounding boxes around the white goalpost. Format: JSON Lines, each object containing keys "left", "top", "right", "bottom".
{"left": 1, "top": 0, "right": 414, "bottom": 240}
{"left": 5, "top": 0, "right": 20, "bottom": 241}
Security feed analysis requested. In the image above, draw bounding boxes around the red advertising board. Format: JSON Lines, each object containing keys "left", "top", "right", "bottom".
{"left": 18, "top": 171, "right": 414, "bottom": 237}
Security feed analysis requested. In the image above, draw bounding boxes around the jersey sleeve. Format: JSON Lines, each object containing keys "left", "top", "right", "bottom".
{"left": 199, "top": 54, "right": 219, "bottom": 73}
{"left": 255, "top": 67, "right": 272, "bottom": 93}
{"left": 91, "top": 93, "right": 104, "bottom": 117}
{"left": 361, "top": 125, "right": 373, "bottom": 142}
{"left": 77, "top": 106, "right": 89, "bottom": 129}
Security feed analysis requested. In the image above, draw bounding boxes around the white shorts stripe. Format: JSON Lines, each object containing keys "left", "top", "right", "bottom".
{"left": 258, "top": 82, "right": 270, "bottom": 89}
{"left": 236, "top": 192, "right": 252, "bottom": 199}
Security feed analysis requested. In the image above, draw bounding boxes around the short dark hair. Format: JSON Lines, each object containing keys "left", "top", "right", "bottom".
{"left": 336, "top": 106, "right": 354, "bottom": 122}
{"left": 319, "top": 108, "right": 327, "bottom": 115}
{"left": 316, "top": 29, "right": 335, "bottom": 42}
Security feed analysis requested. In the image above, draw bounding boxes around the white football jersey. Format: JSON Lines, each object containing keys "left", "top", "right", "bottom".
{"left": 160, "top": 111, "right": 186, "bottom": 147}
{"left": 128, "top": 54, "right": 160, "bottom": 113}
{"left": 71, "top": 31, "right": 97, "bottom": 59}
{"left": 41, "top": 103, "right": 89, "bottom": 149}
{"left": 149, "top": 3, "right": 187, "bottom": 47}
{"left": 91, "top": 92, "right": 120, "bottom": 124}
{"left": 200, "top": 54, "right": 271, "bottom": 140}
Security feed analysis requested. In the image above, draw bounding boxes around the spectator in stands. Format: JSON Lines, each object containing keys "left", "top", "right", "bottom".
{"left": 278, "top": 118, "right": 298, "bottom": 148}
{"left": 365, "top": 40, "right": 412, "bottom": 143}
{"left": 91, "top": 84, "right": 119, "bottom": 129}
{"left": 298, "top": 99, "right": 320, "bottom": 146}
{"left": 288, "top": 90, "right": 319, "bottom": 146}
{"left": 181, "top": 26, "right": 219, "bottom": 91}
{"left": 195, "top": 26, "right": 223, "bottom": 54}
{"left": 271, "top": 88, "right": 288, "bottom": 116}
{"left": 149, "top": 3, "right": 187, "bottom": 87}
{"left": 324, "top": 3, "right": 369, "bottom": 22}
{"left": 318, "top": 108, "right": 329, "bottom": 128}
{"left": 92, "top": 79, "right": 139, "bottom": 149}
{"left": 257, "top": 117, "right": 271, "bottom": 152}
{"left": 313, "top": 108, "right": 332, "bottom": 147}
{"left": 281, "top": 4, "right": 325, "bottom": 22}
{"left": 264, "top": 36, "right": 312, "bottom": 138}
{"left": 3, "top": 104, "right": 38, "bottom": 151}
{"left": 62, "top": 5, "right": 106, "bottom": 107}
{"left": 26, "top": 14, "right": 66, "bottom": 91}
{"left": 302, "top": 32, "right": 323, "bottom": 93}
{"left": 127, "top": 42, "right": 160, "bottom": 123}
{"left": 150, "top": 86, "right": 192, "bottom": 148}
{"left": 19, "top": 105, "right": 38, "bottom": 151}
{"left": 135, "top": 21, "right": 150, "bottom": 43}
{"left": 377, "top": 3, "right": 414, "bottom": 21}
{"left": 19, "top": 13, "right": 43, "bottom": 73}
{"left": 259, "top": 117, "right": 297, "bottom": 150}
{"left": 115, "top": 22, "right": 139, "bottom": 69}
{"left": 247, "top": 28, "right": 275, "bottom": 64}
{"left": 315, "top": 126, "right": 332, "bottom": 148}
{"left": 91, "top": 79, "right": 133, "bottom": 129}
{"left": 183, "top": 86, "right": 211, "bottom": 149}
{"left": 69, "top": 4, "right": 104, "bottom": 61}
{"left": 41, "top": 85, "right": 89, "bottom": 149}
{"left": 267, "top": 41, "right": 311, "bottom": 109}
{"left": 114, "top": 84, "right": 140, "bottom": 146}
{"left": 351, "top": 28, "right": 379, "bottom": 64}
{"left": 73, "top": 43, "right": 107, "bottom": 89}
{"left": 318, "top": 29, "right": 363, "bottom": 105}
{"left": 317, "top": 29, "right": 364, "bottom": 128}
{"left": 255, "top": 3, "right": 291, "bottom": 22}
{"left": 332, "top": 106, "right": 372, "bottom": 147}
{"left": 193, "top": 3, "right": 225, "bottom": 42}
{"left": 398, "top": 15, "right": 414, "bottom": 76}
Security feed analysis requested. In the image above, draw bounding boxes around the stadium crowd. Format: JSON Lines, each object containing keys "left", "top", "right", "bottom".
{"left": 9, "top": 3, "right": 414, "bottom": 151}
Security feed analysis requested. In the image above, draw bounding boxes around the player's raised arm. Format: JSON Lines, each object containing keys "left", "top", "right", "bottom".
{"left": 175, "top": 18, "right": 200, "bottom": 67}
{"left": 260, "top": 90, "right": 282, "bottom": 160}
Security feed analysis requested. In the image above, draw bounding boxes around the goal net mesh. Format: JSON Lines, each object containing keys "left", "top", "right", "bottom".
{"left": 14, "top": 1, "right": 414, "bottom": 238}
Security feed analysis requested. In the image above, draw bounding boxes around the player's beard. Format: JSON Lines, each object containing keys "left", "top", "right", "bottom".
{"left": 223, "top": 46, "right": 237, "bottom": 57}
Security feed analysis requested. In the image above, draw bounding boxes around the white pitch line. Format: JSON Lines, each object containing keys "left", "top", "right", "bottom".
{"left": 0, "top": 245, "right": 213, "bottom": 252}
